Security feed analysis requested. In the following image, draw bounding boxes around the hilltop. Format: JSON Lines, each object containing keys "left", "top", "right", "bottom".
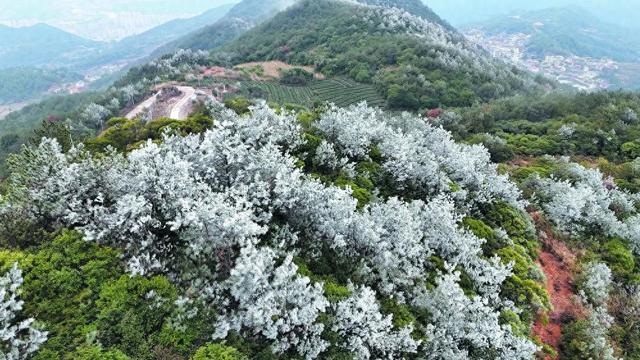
{"left": 214, "top": 0, "right": 549, "bottom": 108}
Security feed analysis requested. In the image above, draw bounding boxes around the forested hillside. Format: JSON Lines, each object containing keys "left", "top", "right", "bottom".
{"left": 1, "top": 0, "right": 639, "bottom": 359}
{"left": 0, "top": 24, "right": 103, "bottom": 69}
{"left": 152, "top": 0, "right": 296, "bottom": 56}
{"left": 217, "top": 0, "right": 551, "bottom": 108}
{"left": 465, "top": 7, "right": 640, "bottom": 62}
{"left": 0, "top": 68, "right": 82, "bottom": 105}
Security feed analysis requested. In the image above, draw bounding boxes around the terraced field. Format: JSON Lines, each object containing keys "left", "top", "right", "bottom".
{"left": 237, "top": 78, "right": 386, "bottom": 108}
{"left": 310, "top": 78, "right": 386, "bottom": 108}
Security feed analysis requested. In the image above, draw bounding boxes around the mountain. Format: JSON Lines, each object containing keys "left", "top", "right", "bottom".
{"left": 426, "top": 0, "right": 640, "bottom": 29}
{"left": 364, "top": 0, "right": 453, "bottom": 29}
{"left": 464, "top": 6, "right": 640, "bottom": 90}
{"left": 214, "top": 0, "right": 548, "bottom": 108}
{"left": 153, "top": 0, "right": 297, "bottom": 56}
{"left": 0, "top": 67, "right": 82, "bottom": 105}
{"left": 0, "top": 0, "right": 238, "bottom": 41}
{"left": 0, "top": 23, "right": 103, "bottom": 68}
{"left": 466, "top": 7, "right": 640, "bottom": 62}
{"left": 86, "top": 4, "right": 235, "bottom": 66}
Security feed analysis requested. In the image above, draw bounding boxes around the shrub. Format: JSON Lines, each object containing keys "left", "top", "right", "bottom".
{"left": 95, "top": 275, "right": 178, "bottom": 359}
{"left": 66, "top": 346, "right": 131, "bottom": 360}
{"left": 191, "top": 343, "right": 247, "bottom": 360}
{"left": 602, "top": 238, "right": 635, "bottom": 278}
{"left": 280, "top": 68, "right": 313, "bottom": 85}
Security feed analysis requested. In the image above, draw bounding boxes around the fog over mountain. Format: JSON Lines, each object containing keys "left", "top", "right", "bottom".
{"left": 426, "top": 0, "right": 640, "bottom": 28}
{"left": 0, "top": 0, "right": 238, "bottom": 40}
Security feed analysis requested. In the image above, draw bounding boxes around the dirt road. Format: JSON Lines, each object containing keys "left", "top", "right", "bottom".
{"left": 125, "top": 92, "right": 159, "bottom": 120}
{"left": 169, "top": 86, "right": 196, "bottom": 120}
{"left": 125, "top": 85, "right": 195, "bottom": 121}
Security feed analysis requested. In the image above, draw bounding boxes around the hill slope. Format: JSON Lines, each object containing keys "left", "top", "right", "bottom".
{"left": 464, "top": 7, "right": 640, "bottom": 90}
{"left": 216, "top": 0, "right": 549, "bottom": 109}
{"left": 88, "top": 4, "right": 235, "bottom": 66}
{"left": 0, "top": 23, "right": 103, "bottom": 68}
{"left": 153, "top": 0, "right": 296, "bottom": 56}
{"left": 466, "top": 7, "right": 640, "bottom": 61}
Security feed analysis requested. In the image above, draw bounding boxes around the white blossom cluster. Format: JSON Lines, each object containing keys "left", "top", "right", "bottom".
{"left": 5, "top": 102, "right": 535, "bottom": 359}
{"left": 315, "top": 103, "right": 524, "bottom": 208}
{"left": 529, "top": 161, "right": 640, "bottom": 252}
{"left": 348, "top": 0, "right": 530, "bottom": 84}
{"left": 332, "top": 285, "right": 420, "bottom": 359}
{"left": 413, "top": 270, "right": 538, "bottom": 359}
{"left": 578, "top": 263, "right": 620, "bottom": 360}
{"left": 0, "top": 264, "right": 48, "bottom": 360}
{"left": 149, "top": 49, "right": 210, "bottom": 78}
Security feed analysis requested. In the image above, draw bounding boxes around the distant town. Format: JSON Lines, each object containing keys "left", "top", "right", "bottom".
{"left": 465, "top": 29, "right": 619, "bottom": 91}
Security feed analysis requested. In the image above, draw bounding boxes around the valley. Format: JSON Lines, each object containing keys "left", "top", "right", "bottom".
{"left": 0, "top": 102, "right": 30, "bottom": 120}
{"left": 464, "top": 7, "right": 640, "bottom": 91}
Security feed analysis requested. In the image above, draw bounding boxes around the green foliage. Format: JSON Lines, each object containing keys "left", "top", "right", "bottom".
{"left": 224, "top": 97, "right": 252, "bottom": 115}
{"left": 602, "top": 238, "right": 636, "bottom": 278}
{"left": 323, "top": 280, "right": 351, "bottom": 303}
{"left": 379, "top": 298, "right": 416, "bottom": 329}
{"left": 500, "top": 310, "right": 528, "bottom": 338}
{"left": 0, "top": 231, "right": 124, "bottom": 359}
{"left": 386, "top": 84, "right": 419, "bottom": 110}
{"left": 450, "top": 91, "right": 640, "bottom": 162}
{"left": 65, "top": 346, "right": 132, "bottom": 360}
{"left": 95, "top": 275, "right": 177, "bottom": 359}
{"left": 559, "top": 319, "right": 595, "bottom": 360}
{"left": 484, "top": 202, "right": 538, "bottom": 256}
{"left": 191, "top": 343, "right": 247, "bottom": 360}
{"left": 280, "top": 68, "right": 313, "bottom": 85}
{"left": 85, "top": 112, "right": 214, "bottom": 153}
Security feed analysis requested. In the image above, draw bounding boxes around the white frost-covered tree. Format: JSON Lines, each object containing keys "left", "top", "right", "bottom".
{"left": 413, "top": 270, "right": 538, "bottom": 360}
{"left": 212, "top": 246, "right": 329, "bottom": 359}
{"left": 1, "top": 264, "right": 48, "bottom": 360}
{"left": 5, "top": 102, "right": 537, "bottom": 359}
{"left": 332, "top": 285, "right": 419, "bottom": 359}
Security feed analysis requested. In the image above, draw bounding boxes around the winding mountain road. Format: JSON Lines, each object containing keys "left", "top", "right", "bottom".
{"left": 170, "top": 86, "right": 196, "bottom": 120}
{"left": 125, "top": 85, "right": 196, "bottom": 121}
{"left": 125, "top": 92, "right": 159, "bottom": 120}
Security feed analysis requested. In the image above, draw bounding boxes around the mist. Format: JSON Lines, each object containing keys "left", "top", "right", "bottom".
{"left": 425, "top": 0, "right": 640, "bottom": 27}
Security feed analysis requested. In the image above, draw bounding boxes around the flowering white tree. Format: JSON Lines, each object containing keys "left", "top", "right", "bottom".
{"left": 413, "top": 270, "right": 537, "bottom": 360}
{"left": 1, "top": 264, "right": 48, "bottom": 360}
{"left": 213, "top": 246, "right": 329, "bottom": 359}
{"left": 531, "top": 161, "right": 640, "bottom": 252}
{"left": 80, "top": 103, "right": 112, "bottom": 130}
{"left": 577, "top": 262, "right": 620, "bottom": 360}
{"left": 5, "top": 102, "right": 536, "bottom": 358}
{"left": 332, "top": 285, "right": 419, "bottom": 359}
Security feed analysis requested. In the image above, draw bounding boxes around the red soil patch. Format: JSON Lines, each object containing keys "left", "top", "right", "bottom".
{"left": 531, "top": 212, "right": 583, "bottom": 359}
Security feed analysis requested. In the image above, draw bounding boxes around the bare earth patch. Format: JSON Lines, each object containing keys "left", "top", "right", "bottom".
{"left": 531, "top": 212, "right": 583, "bottom": 359}
{"left": 235, "top": 61, "right": 326, "bottom": 80}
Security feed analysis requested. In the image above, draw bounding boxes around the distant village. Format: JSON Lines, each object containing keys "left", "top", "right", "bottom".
{"left": 465, "top": 29, "right": 619, "bottom": 91}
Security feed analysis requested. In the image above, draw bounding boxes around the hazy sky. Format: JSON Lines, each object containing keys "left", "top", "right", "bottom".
{"left": 0, "top": 0, "right": 638, "bottom": 40}
{"left": 426, "top": 0, "right": 640, "bottom": 27}
{"left": 0, "top": 0, "right": 237, "bottom": 41}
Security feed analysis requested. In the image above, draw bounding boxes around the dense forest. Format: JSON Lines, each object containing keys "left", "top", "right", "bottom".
{"left": 0, "top": 68, "right": 82, "bottom": 105}
{"left": 1, "top": 0, "right": 640, "bottom": 359}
